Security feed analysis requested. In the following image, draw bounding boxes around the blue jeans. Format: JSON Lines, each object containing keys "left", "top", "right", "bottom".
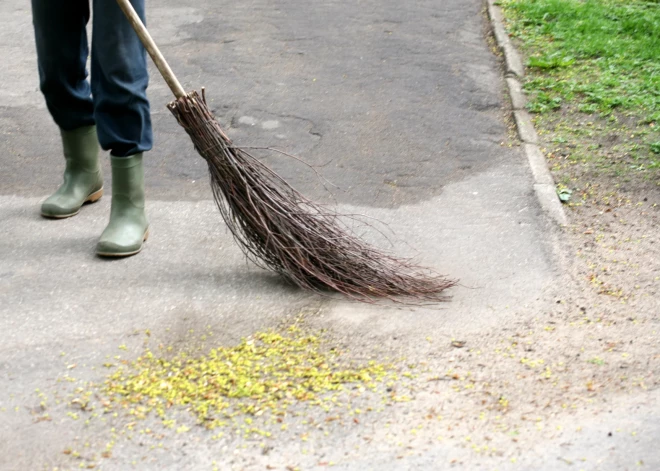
{"left": 31, "top": 0, "right": 152, "bottom": 157}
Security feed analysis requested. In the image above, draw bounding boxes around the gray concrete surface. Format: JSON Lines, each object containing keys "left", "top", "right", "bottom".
{"left": 1, "top": 0, "right": 655, "bottom": 470}
{"left": 327, "top": 389, "right": 660, "bottom": 471}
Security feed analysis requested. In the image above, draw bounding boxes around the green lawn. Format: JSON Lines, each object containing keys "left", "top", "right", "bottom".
{"left": 498, "top": 0, "right": 660, "bottom": 176}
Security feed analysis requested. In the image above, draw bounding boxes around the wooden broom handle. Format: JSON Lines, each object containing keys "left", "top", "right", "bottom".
{"left": 115, "top": 0, "right": 186, "bottom": 98}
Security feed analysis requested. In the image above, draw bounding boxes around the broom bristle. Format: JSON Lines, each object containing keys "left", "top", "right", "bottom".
{"left": 167, "top": 91, "right": 457, "bottom": 303}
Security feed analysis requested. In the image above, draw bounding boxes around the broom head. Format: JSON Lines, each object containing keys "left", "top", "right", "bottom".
{"left": 167, "top": 90, "right": 457, "bottom": 304}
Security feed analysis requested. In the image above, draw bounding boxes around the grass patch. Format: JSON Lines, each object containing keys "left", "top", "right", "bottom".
{"left": 500, "top": 0, "right": 660, "bottom": 118}
{"left": 499, "top": 0, "right": 660, "bottom": 180}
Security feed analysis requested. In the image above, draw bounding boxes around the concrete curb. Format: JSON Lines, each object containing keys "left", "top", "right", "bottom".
{"left": 486, "top": 0, "right": 524, "bottom": 78}
{"left": 486, "top": 0, "right": 567, "bottom": 226}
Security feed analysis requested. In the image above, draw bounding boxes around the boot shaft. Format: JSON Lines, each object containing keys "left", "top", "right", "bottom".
{"left": 60, "top": 125, "right": 101, "bottom": 172}
{"left": 110, "top": 153, "right": 145, "bottom": 208}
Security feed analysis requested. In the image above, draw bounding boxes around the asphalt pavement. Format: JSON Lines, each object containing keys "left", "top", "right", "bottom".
{"left": 2, "top": 0, "right": 641, "bottom": 470}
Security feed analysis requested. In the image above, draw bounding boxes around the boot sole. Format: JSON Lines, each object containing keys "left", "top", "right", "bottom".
{"left": 96, "top": 228, "right": 149, "bottom": 258}
{"left": 41, "top": 187, "right": 104, "bottom": 219}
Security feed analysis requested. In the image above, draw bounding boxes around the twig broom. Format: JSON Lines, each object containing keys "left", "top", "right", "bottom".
{"left": 116, "top": 0, "right": 457, "bottom": 303}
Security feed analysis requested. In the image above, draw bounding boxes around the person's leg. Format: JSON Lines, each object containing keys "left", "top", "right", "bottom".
{"left": 91, "top": 0, "right": 150, "bottom": 256}
{"left": 32, "top": 0, "right": 103, "bottom": 218}
{"left": 91, "top": 0, "right": 152, "bottom": 157}
{"left": 32, "top": 0, "right": 94, "bottom": 130}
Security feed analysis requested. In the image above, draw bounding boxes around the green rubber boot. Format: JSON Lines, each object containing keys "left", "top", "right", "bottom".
{"left": 96, "top": 153, "right": 149, "bottom": 257}
{"left": 41, "top": 126, "right": 104, "bottom": 218}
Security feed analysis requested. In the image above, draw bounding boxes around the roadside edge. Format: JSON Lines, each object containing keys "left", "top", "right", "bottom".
{"left": 486, "top": 0, "right": 568, "bottom": 226}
